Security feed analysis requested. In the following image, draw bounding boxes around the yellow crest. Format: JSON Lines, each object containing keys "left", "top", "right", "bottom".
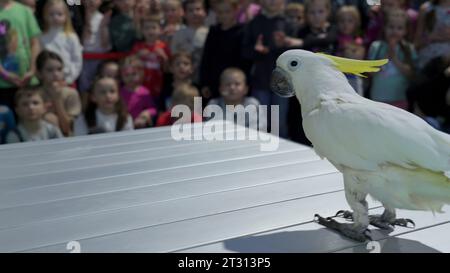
{"left": 316, "top": 53, "right": 388, "bottom": 77}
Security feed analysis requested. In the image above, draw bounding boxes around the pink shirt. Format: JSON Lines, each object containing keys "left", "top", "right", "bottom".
{"left": 120, "top": 86, "right": 157, "bottom": 120}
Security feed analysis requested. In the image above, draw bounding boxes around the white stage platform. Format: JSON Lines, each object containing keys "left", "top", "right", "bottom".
{"left": 0, "top": 122, "right": 449, "bottom": 253}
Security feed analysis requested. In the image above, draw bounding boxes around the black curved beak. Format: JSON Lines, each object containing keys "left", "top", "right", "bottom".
{"left": 270, "top": 67, "right": 295, "bottom": 98}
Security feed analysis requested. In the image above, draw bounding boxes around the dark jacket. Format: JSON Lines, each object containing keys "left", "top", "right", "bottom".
{"left": 297, "top": 24, "right": 338, "bottom": 54}
{"left": 199, "top": 24, "right": 250, "bottom": 98}
{"left": 241, "top": 13, "right": 289, "bottom": 91}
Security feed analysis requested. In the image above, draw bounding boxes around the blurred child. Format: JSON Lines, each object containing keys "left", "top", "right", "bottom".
{"left": 79, "top": 0, "right": 111, "bottom": 93}
{"left": 242, "top": 0, "right": 294, "bottom": 137}
{"left": 39, "top": 0, "right": 83, "bottom": 85}
{"left": 368, "top": 8, "right": 417, "bottom": 109}
{"left": 336, "top": 5, "right": 364, "bottom": 56}
{"left": 336, "top": 5, "right": 365, "bottom": 95}
{"left": 109, "top": 0, "right": 137, "bottom": 52}
{"left": 79, "top": 60, "right": 120, "bottom": 110}
{"left": 36, "top": 50, "right": 82, "bottom": 136}
{"left": 5, "top": 87, "right": 63, "bottom": 143}
{"left": 205, "top": 67, "right": 265, "bottom": 130}
{"left": 0, "top": 104, "right": 15, "bottom": 144}
{"left": 74, "top": 76, "right": 133, "bottom": 135}
{"left": 120, "top": 55, "right": 157, "bottom": 129}
{"left": 366, "top": 0, "right": 418, "bottom": 47}
{"left": 285, "top": 2, "right": 305, "bottom": 37}
{"left": 295, "top": 0, "right": 338, "bottom": 53}
{"left": 0, "top": 0, "right": 41, "bottom": 109}
{"left": 199, "top": 0, "right": 248, "bottom": 100}
{"left": 161, "top": 0, "right": 185, "bottom": 44}
{"left": 414, "top": 0, "right": 450, "bottom": 68}
{"left": 156, "top": 83, "right": 202, "bottom": 126}
{"left": 98, "top": 60, "right": 120, "bottom": 81}
{"left": 170, "top": 0, "right": 209, "bottom": 84}
{"left": 132, "top": 15, "right": 170, "bottom": 98}
{"left": 159, "top": 51, "right": 195, "bottom": 112}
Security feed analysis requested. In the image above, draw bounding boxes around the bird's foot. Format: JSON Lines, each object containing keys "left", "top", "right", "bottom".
{"left": 369, "top": 215, "right": 416, "bottom": 229}
{"left": 335, "top": 210, "right": 354, "bottom": 220}
{"left": 314, "top": 214, "right": 372, "bottom": 242}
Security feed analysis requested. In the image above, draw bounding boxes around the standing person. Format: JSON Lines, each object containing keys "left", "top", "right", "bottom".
{"left": 241, "top": 0, "right": 289, "bottom": 138}
{"left": 336, "top": 5, "right": 365, "bottom": 95}
{"left": 170, "top": 0, "right": 209, "bottom": 84}
{"left": 131, "top": 14, "right": 170, "bottom": 99}
{"left": 278, "top": 0, "right": 337, "bottom": 144}
{"left": 109, "top": 0, "right": 137, "bottom": 52}
{"left": 79, "top": 0, "right": 111, "bottom": 94}
{"left": 0, "top": 0, "right": 41, "bottom": 109}
{"left": 39, "top": 0, "right": 83, "bottom": 86}
{"left": 161, "top": 0, "right": 185, "bottom": 44}
{"left": 199, "top": 0, "right": 249, "bottom": 101}
{"left": 368, "top": 9, "right": 417, "bottom": 110}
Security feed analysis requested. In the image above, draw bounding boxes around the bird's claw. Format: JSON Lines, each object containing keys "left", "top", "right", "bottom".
{"left": 369, "top": 215, "right": 416, "bottom": 229}
{"left": 393, "top": 218, "right": 416, "bottom": 228}
{"left": 335, "top": 210, "right": 354, "bottom": 220}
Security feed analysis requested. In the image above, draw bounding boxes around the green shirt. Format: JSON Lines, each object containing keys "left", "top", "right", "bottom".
{"left": 0, "top": 1, "right": 41, "bottom": 88}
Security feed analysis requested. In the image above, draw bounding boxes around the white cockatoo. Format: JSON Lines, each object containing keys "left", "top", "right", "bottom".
{"left": 270, "top": 49, "right": 450, "bottom": 242}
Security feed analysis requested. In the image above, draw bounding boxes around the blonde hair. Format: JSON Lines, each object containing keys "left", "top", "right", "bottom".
{"left": 43, "top": 0, "right": 75, "bottom": 34}
{"left": 141, "top": 14, "right": 163, "bottom": 28}
{"left": 286, "top": 3, "right": 304, "bottom": 14}
{"left": 336, "top": 5, "right": 361, "bottom": 32}
{"left": 164, "top": 0, "right": 182, "bottom": 9}
{"left": 171, "top": 83, "right": 199, "bottom": 110}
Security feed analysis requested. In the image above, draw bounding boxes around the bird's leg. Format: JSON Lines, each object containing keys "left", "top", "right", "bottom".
{"left": 315, "top": 187, "right": 371, "bottom": 242}
{"left": 369, "top": 207, "right": 416, "bottom": 229}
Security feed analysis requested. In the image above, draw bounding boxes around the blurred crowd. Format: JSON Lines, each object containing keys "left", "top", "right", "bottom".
{"left": 0, "top": 0, "right": 449, "bottom": 145}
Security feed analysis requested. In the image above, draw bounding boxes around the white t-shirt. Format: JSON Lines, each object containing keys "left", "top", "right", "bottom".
{"left": 83, "top": 11, "right": 110, "bottom": 53}
{"left": 74, "top": 109, "right": 134, "bottom": 136}
{"left": 40, "top": 27, "right": 83, "bottom": 84}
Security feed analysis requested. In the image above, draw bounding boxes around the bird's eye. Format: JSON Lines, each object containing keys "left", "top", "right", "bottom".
{"left": 288, "top": 59, "right": 300, "bottom": 71}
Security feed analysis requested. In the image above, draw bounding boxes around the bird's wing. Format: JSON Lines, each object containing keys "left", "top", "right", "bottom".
{"left": 304, "top": 98, "right": 450, "bottom": 173}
